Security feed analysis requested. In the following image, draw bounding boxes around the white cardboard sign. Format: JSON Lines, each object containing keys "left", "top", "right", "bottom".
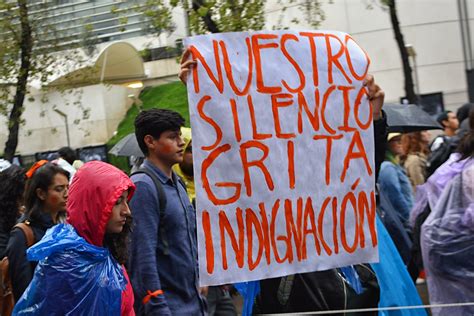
{"left": 184, "top": 30, "right": 379, "bottom": 286}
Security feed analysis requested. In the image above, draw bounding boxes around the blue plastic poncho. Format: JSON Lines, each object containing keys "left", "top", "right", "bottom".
{"left": 371, "top": 216, "right": 426, "bottom": 316}
{"left": 13, "top": 223, "right": 126, "bottom": 315}
{"left": 234, "top": 281, "right": 260, "bottom": 316}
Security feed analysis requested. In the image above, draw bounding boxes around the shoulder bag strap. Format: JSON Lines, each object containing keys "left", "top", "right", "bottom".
{"left": 131, "top": 168, "right": 169, "bottom": 255}
{"left": 14, "top": 222, "right": 35, "bottom": 247}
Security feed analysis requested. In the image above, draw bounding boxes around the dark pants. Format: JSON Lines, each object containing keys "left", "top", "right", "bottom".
{"left": 206, "top": 286, "right": 237, "bottom": 316}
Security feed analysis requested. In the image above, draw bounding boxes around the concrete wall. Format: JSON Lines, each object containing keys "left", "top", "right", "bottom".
{"left": 144, "top": 58, "right": 181, "bottom": 84}
{"left": 0, "top": 84, "right": 139, "bottom": 156}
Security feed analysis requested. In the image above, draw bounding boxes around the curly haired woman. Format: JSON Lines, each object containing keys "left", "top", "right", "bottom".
{"left": 0, "top": 164, "right": 26, "bottom": 259}
{"left": 401, "top": 131, "right": 431, "bottom": 192}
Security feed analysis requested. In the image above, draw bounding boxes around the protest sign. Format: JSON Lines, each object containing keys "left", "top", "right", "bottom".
{"left": 184, "top": 30, "right": 378, "bottom": 286}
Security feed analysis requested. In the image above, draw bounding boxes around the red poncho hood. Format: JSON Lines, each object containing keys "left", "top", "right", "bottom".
{"left": 67, "top": 161, "right": 135, "bottom": 247}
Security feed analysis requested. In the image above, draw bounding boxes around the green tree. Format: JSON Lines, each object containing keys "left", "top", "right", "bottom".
{"left": 0, "top": 1, "right": 95, "bottom": 161}
{"left": 0, "top": 0, "right": 34, "bottom": 161}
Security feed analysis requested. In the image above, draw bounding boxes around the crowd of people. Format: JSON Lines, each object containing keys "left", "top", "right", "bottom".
{"left": 0, "top": 52, "right": 472, "bottom": 316}
{"left": 376, "top": 103, "right": 474, "bottom": 315}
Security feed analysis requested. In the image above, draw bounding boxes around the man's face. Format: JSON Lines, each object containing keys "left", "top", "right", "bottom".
{"left": 147, "top": 130, "right": 185, "bottom": 166}
{"left": 180, "top": 141, "right": 194, "bottom": 176}
{"left": 444, "top": 112, "right": 459, "bottom": 130}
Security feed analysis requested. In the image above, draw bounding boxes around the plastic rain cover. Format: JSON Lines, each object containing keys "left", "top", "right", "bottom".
{"left": 13, "top": 224, "right": 125, "bottom": 315}
{"left": 421, "top": 162, "right": 474, "bottom": 316}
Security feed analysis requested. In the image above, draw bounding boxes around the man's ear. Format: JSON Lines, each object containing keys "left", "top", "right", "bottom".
{"left": 36, "top": 188, "right": 47, "bottom": 201}
{"left": 144, "top": 135, "right": 156, "bottom": 151}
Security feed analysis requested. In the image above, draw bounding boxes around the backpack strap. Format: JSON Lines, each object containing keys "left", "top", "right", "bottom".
{"left": 131, "top": 167, "right": 169, "bottom": 255}
{"left": 14, "top": 222, "right": 35, "bottom": 248}
{"left": 175, "top": 174, "right": 188, "bottom": 193}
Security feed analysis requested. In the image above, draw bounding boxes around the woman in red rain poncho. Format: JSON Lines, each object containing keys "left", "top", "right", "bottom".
{"left": 13, "top": 161, "right": 136, "bottom": 315}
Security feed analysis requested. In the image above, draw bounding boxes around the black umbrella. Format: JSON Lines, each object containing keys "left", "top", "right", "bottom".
{"left": 108, "top": 133, "right": 144, "bottom": 157}
{"left": 384, "top": 103, "right": 443, "bottom": 133}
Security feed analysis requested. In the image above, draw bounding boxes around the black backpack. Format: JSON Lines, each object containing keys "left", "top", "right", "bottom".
{"left": 426, "top": 136, "right": 455, "bottom": 177}
{"left": 256, "top": 264, "right": 380, "bottom": 315}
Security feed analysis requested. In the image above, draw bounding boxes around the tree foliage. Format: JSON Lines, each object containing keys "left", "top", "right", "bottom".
{"left": 0, "top": 1, "right": 94, "bottom": 160}
{"left": 127, "top": 0, "right": 327, "bottom": 36}
{"left": 185, "top": 0, "right": 266, "bottom": 33}
{"left": 0, "top": 1, "right": 45, "bottom": 160}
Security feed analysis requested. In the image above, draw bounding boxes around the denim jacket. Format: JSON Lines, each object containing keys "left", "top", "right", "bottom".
{"left": 378, "top": 160, "right": 414, "bottom": 222}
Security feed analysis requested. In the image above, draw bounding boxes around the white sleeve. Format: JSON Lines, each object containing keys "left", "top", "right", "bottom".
{"left": 430, "top": 136, "right": 444, "bottom": 151}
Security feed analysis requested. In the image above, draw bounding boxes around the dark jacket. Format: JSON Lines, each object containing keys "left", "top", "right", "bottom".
{"left": 373, "top": 116, "right": 388, "bottom": 181}
{"left": 5, "top": 212, "right": 54, "bottom": 301}
{"left": 377, "top": 187, "right": 413, "bottom": 265}
{"left": 0, "top": 219, "right": 10, "bottom": 259}
{"left": 129, "top": 160, "right": 205, "bottom": 315}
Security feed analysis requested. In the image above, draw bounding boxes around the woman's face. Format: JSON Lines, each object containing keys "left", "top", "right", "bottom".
{"left": 180, "top": 140, "right": 194, "bottom": 176}
{"left": 38, "top": 173, "right": 69, "bottom": 215}
{"left": 421, "top": 130, "right": 431, "bottom": 145}
{"left": 388, "top": 136, "right": 404, "bottom": 156}
{"left": 106, "top": 191, "right": 131, "bottom": 234}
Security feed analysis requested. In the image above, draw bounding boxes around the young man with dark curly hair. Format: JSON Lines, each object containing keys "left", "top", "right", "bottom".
{"left": 128, "top": 108, "right": 205, "bottom": 315}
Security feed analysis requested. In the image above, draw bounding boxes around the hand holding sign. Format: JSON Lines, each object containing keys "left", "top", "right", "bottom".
{"left": 363, "top": 74, "right": 385, "bottom": 120}
{"left": 179, "top": 48, "right": 196, "bottom": 84}
{"left": 183, "top": 30, "right": 380, "bottom": 286}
